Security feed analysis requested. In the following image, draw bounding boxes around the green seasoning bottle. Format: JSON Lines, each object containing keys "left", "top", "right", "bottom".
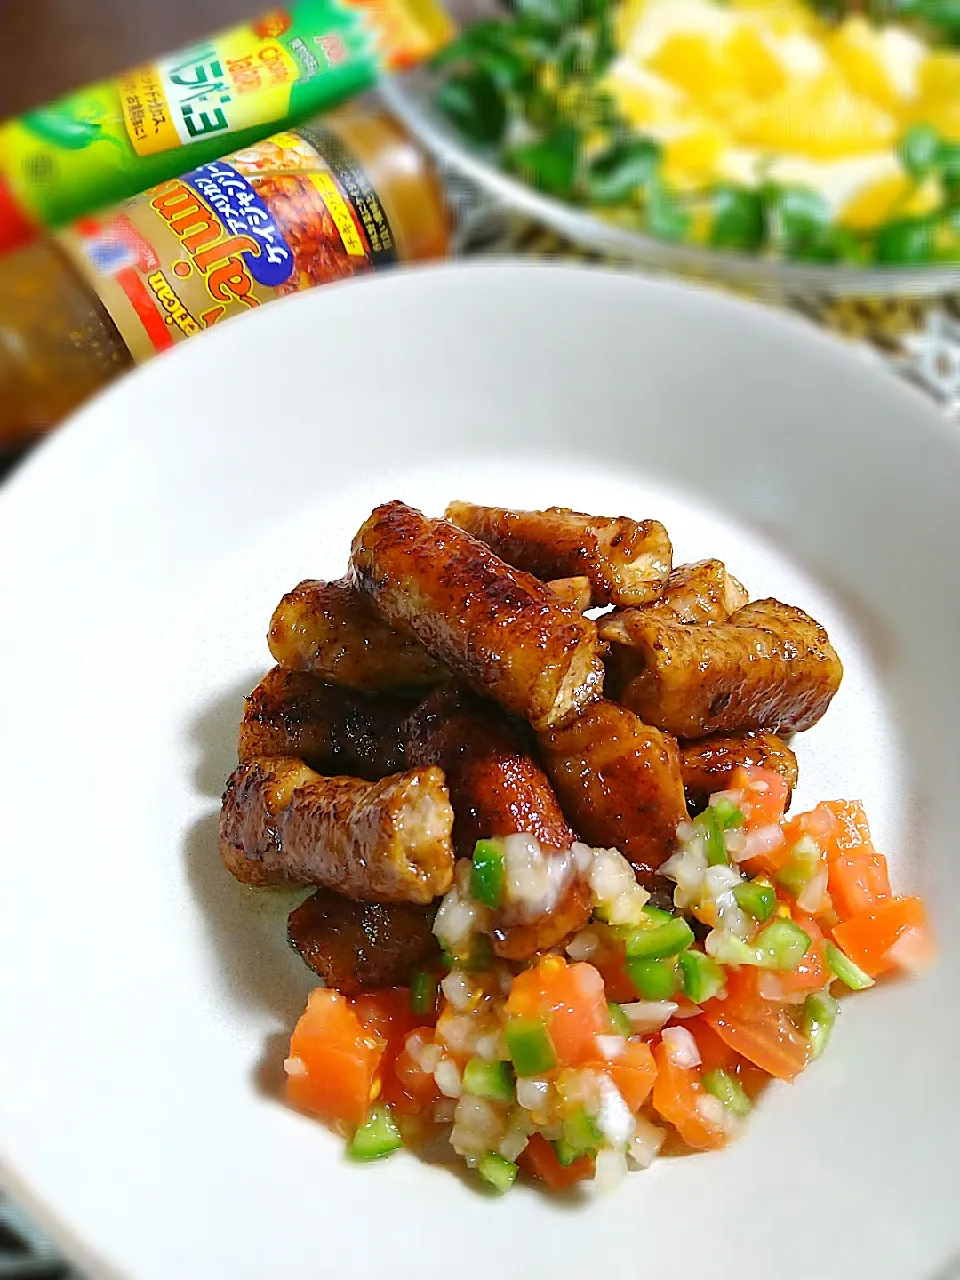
{"left": 0, "top": 104, "right": 450, "bottom": 448}
{"left": 0, "top": 0, "right": 453, "bottom": 252}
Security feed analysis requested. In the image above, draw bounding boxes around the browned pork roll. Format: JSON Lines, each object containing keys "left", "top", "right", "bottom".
{"left": 601, "top": 598, "right": 843, "bottom": 738}
{"left": 679, "top": 732, "right": 799, "bottom": 812}
{"left": 288, "top": 889, "right": 439, "bottom": 992}
{"left": 350, "top": 501, "right": 604, "bottom": 732}
{"left": 547, "top": 576, "right": 593, "bottom": 613}
{"left": 537, "top": 699, "right": 688, "bottom": 882}
{"left": 405, "top": 687, "right": 589, "bottom": 960}
{"left": 238, "top": 666, "right": 414, "bottom": 780}
{"left": 444, "top": 502, "right": 672, "bottom": 607}
{"left": 219, "top": 756, "right": 454, "bottom": 903}
{"left": 268, "top": 577, "right": 445, "bottom": 692}
{"left": 648, "top": 558, "right": 748, "bottom": 624}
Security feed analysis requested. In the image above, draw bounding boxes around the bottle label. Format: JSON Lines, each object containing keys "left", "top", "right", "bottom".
{"left": 58, "top": 125, "right": 398, "bottom": 363}
{"left": 0, "top": 0, "right": 454, "bottom": 231}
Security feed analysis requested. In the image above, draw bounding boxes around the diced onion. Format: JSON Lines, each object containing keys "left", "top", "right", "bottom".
{"left": 283, "top": 1056, "right": 307, "bottom": 1077}
{"left": 628, "top": 1114, "right": 665, "bottom": 1169}
{"left": 593, "top": 1148, "right": 629, "bottom": 1192}
{"left": 435, "top": 1058, "right": 463, "bottom": 1098}
{"left": 620, "top": 1000, "right": 678, "bottom": 1033}
{"left": 662, "top": 1025, "right": 701, "bottom": 1068}
{"left": 596, "top": 1035, "right": 626, "bottom": 1061}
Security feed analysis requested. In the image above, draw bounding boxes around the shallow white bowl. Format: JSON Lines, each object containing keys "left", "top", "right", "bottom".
{"left": 0, "top": 263, "right": 956, "bottom": 1280}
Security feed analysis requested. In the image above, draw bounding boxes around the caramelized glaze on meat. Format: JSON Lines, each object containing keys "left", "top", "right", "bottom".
{"left": 444, "top": 502, "right": 672, "bottom": 606}
{"left": 350, "top": 501, "right": 604, "bottom": 731}
{"left": 648, "top": 559, "right": 748, "bottom": 624}
{"left": 288, "top": 889, "right": 439, "bottom": 992}
{"left": 268, "top": 577, "right": 445, "bottom": 692}
{"left": 601, "top": 598, "right": 843, "bottom": 738}
{"left": 219, "top": 756, "right": 454, "bottom": 902}
{"left": 537, "top": 699, "right": 688, "bottom": 882}
{"left": 238, "top": 666, "right": 412, "bottom": 779}
{"left": 405, "top": 687, "right": 589, "bottom": 958}
{"left": 679, "top": 731, "right": 798, "bottom": 811}
{"left": 547, "top": 576, "right": 593, "bottom": 613}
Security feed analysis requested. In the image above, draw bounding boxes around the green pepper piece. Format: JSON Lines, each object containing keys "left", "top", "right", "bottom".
{"left": 777, "top": 837, "right": 822, "bottom": 899}
{"left": 409, "top": 969, "right": 440, "bottom": 1016}
{"left": 696, "top": 805, "right": 728, "bottom": 866}
{"left": 463, "top": 933, "right": 496, "bottom": 973}
{"left": 561, "top": 1107, "right": 603, "bottom": 1157}
{"left": 462, "top": 1057, "right": 515, "bottom": 1102}
{"left": 711, "top": 797, "right": 746, "bottom": 830}
{"left": 702, "top": 1068, "right": 751, "bottom": 1118}
{"left": 626, "top": 956, "right": 678, "bottom": 1000}
{"left": 642, "top": 904, "right": 675, "bottom": 925}
{"left": 506, "top": 1017, "right": 557, "bottom": 1076}
{"left": 733, "top": 880, "right": 776, "bottom": 923}
{"left": 471, "top": 838, "right": 506, "bottom": 909}
{"left": 678, "top": 949, "right": 726, "bottom": 1003}
{"left": 478, "top": 1152, "right": 518, "bottom": 1192}
{"left": 825, "top": 942, "right": 875, "bottom": 991}
{"left": 755, "top": 917, "right": 811, "bottom": 971}
{"left": 624, "top": 916, "right": 694, "bottom": 959}
{"left": 348, "top": 1104, "right": 403, "bottom": 1161}
{"left": 802, "top": 991, "right": 840, "bottom": 1059}
{"left": 607, "top": 1001, "right": 632, "bottom": 1037}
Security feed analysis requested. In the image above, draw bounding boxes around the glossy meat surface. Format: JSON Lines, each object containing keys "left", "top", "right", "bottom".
{"left": 650, "top": 558, "right": 748, "bottom": 624}
{"left": 547, "top": 576, "right": 592, "bottom": 613}
{"left": 288, "top": 889, "right": 439, "bottom": 992}
{"left": 444, "top": 502, "right": 672, "bottom": 606}
{"left": 601, "top": 598, "right": 843, "bottom": 738}
{"left": 405, "top": 687, "right": 589, "bottom": 958}
{"left": 238, "top": 666, "right": 412, "bottom": 779}
{"left": 268, "top": 577, "right": 445, "bottom": 692}
{"left": 679, "top": 731, "right": 798, "bottom": 811}
{"left": 219, "top": 756, "right": 454, "bottom": 902}
{"left": 350, "top": 501, "right": 604, "bottom": 731}
{"left": 537, "top": 699, "right": 688, "bottom": 881}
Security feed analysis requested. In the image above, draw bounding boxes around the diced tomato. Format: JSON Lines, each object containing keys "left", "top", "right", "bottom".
{"left": 351, "top": 989, "right": 436, "bottom": 1113}
{"left": 732, "top": 766, "right": 790, "bottom": 831}
{"left": 683, "top": 1015, "right": 739, "bottom": 1075}
{"left": 814, "top": 801, "right": 892, "bottom": 920}
{"left": 519, "top": 1133, "right": 594, "bottom": 1190}
{"left": 608, "top": 1040, "right": 657, "bottom": 1112}
{"left": 833, "top": 896, "right": 930, "bottom": 977}
{"left": 507, "top": 957, "right": 609, "bottom": 1067}
{"left": 776, "top": 911, "right": 829, "bottom": 998}
{"left": 287, "top": 988, "right": 385, "bottom": 1127}
{"left": 651, "top": 1037, "right": 727, "bottom": 1150}
{"left": 701, "top": 968, "right": 810, "bottom": 1081}
{"left": 593, "top": 942, "right": 637, "bottom": 1003}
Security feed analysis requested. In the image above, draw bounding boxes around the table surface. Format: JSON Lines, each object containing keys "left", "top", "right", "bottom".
{"left": 0, "top": 0, "right": 259, "bottom": 119}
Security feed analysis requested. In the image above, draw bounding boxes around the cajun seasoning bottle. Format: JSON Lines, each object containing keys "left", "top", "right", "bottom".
{"left": 0, "top": 104, "right": 449, "bottom": 447}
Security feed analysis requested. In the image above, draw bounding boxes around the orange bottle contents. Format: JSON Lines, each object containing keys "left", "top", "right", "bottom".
{"left": 0, "top": 104, "right": 449, "bottom": 449}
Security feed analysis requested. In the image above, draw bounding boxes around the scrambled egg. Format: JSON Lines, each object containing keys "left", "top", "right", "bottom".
{"left": 603, "top": 0, "right": 958, "bottom": 228}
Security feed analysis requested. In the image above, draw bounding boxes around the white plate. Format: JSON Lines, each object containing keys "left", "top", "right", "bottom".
{"left": 0, "top": 263, "right": 957, "bottom": 1280}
